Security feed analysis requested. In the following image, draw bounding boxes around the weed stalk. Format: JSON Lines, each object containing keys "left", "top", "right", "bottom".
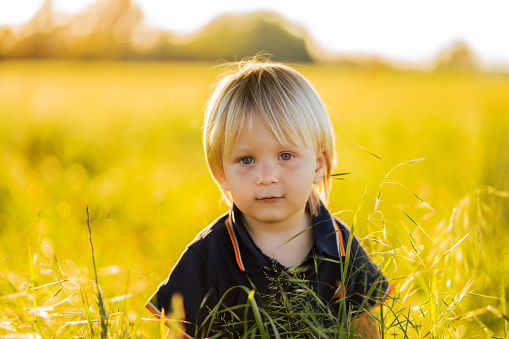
{"left": 86, "top": 204, "right": 108, "bottom": 339}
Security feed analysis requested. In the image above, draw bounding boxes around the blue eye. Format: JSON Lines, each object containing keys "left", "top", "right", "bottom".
{"left": 281, "top": 153, "right": 293, "bottom": 161}
{"left": 240, "top": 157, "right": 253, "bottom": 165}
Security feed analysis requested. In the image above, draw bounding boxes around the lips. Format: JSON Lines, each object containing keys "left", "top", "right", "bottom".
{"left": 256, "top": 196, "right": 283, "bottom": 203}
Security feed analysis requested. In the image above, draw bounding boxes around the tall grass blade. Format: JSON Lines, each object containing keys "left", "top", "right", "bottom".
{"left": 384, "top": 181, "right": 436, "bottom": 212}
{"left": 473, "top": 315, "right": 502, "bottom": 338}
{"left": 27, "top": 242, "right": 39, "bottom": 331}
{"left": 503, "top": 275, "right": 508, "bottom": 337}
{"left": 86, "top": 205, "right": 108, "bottom": 339}
{"left": 404, "top": 213, "right": 431, "bottom": 240}
{"left": 247, "top": 289, "right": 268, "bottom": 339}
{"left": 357, "top": 145, "right": 384, "bottom": 161}
{"left": 328, "top": 172, "right": 352, "bottom": 180}
{"left": 429, "top": 233, "right": 469, "bottom": 269}
{"left": 375, "top": 158, "right": 425, "bottom": 210}
{"left": 160, "top": 308, "right": 167, "bottom": 339}
{"left": 80, "top": 281, "right": 95, "bottom": 337}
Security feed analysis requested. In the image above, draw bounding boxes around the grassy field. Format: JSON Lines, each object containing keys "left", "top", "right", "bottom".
{"left": 0, "top": 60, "right": 508, "bottom": 337}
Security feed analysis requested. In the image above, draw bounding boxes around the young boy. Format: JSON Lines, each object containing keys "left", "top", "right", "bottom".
{"left": 146, "top": 60, "right": 392, "bottom": 338}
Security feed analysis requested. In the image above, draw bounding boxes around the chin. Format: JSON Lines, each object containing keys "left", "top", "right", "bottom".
{"left": 253, "top": 211, "right": 291, "bottom": 224}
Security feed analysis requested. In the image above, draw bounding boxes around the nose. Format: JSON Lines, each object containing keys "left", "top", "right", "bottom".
{"left": 256, "top": 162, "right": 279, "bottom": 186}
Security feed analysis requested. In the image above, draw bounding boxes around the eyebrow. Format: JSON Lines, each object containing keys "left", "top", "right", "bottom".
{"left": 227, "top": 147, "right": 253, "bottom": 159}
{"left": 228, "top": 143, "right": 309, "bottom": 157}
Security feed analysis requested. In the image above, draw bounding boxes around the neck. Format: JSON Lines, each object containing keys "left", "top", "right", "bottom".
{"left": 242, "top": 207, "right": 314, "bottom": 267}
{"left": 242, "top": 206, "right": 310, "bottom": 236}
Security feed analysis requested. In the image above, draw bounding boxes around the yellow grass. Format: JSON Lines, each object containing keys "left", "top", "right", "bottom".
{"left": 0, "top": 61, "right": 508, "bottom": 337}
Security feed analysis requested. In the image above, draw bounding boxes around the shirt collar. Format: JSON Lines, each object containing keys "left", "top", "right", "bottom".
{"left": 226, "top": 202, "right": 345, "bottom": 273}
{"left": 311, "top": 202, "right": 346, "bottom": 258}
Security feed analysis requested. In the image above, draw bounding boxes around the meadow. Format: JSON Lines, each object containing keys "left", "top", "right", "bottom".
{"left": 0, "top": 60, "right": 508, "bottom": 338}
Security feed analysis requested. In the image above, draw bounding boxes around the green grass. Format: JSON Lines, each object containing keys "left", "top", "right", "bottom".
{"left": 0, "top": 61, "right": 508, "bottom": 337}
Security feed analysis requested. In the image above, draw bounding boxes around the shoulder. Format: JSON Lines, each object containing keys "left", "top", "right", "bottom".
{"left": 154, "top": 212, "right": 234, "bottom": 297}
{"left": 330, "top": 215, "right": 368, "bottom": 259}
{"left": 182, "top": 212, "right": 235, "bottom": 268}
{"left": 187, "top": 212, "right": 230, "bottom": 250}
{"left": 333, "top": 216, "right": 351, "bottom": 234}
{"left": 332, "top": 216, "right": 355, "bottom": 243}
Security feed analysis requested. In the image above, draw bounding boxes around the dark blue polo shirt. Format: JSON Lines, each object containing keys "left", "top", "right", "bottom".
{"left": 146, "top": 202, "right": 392, "bottom": 338}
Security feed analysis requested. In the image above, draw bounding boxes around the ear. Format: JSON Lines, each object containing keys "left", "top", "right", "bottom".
{"left": 313, "top": 149, "right": 326, "bottom": 184}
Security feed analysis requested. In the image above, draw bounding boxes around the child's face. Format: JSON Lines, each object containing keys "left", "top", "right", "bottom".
{"left": 219, "top": 118, "right": 325, "bottom": 228}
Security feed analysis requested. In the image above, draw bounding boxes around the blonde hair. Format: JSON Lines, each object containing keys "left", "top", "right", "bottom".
{"left": 203, "top": 59, "right": 336, "bottom": 215}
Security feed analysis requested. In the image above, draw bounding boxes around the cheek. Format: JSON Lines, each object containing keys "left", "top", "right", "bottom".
{"left": 222, "top": 166, "right": 248, "bottom": 190}
{"left": 286, "top": 165, "right": 316, "bottom": 192}
{"left": 288, "top": 159, "right": 317, "bottom": 179}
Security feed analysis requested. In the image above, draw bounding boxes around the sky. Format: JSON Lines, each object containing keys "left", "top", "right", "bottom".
{"left": 1, "top": 0, "right": 508, "bottom": 68}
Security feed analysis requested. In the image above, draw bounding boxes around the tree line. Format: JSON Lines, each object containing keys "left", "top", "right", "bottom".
{"left": 0, "top": 0, "right": 480, "bottom": 71}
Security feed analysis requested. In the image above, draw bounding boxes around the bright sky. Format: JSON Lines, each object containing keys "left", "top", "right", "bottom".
{"left": 1, "top": 0, "right": 508, "bottom": 67}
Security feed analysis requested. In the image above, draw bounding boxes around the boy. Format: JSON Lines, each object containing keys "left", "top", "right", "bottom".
{"left": 146, "top": 60, "right": 392, "bottom": 338}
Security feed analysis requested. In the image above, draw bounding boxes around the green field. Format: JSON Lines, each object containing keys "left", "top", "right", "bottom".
{"left": 0, "top": 61, "right": 508, "bottom": 337}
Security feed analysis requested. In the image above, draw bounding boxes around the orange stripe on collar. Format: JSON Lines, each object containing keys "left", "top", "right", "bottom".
{"left": 332, "top": 219, "right": 346, "bottom": 256}
{"left": 145, "top": 301, "right": 162, "bottom": 319}
{"left": 225, "top": 216, "right": 245, "bottom": 271}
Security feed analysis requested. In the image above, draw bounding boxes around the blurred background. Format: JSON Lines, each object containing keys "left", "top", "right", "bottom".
{"left": 1, "top": 0, "right": 509, "bottom": 69}
{"left": 0, "top": 0, "right": 508, "bottom": 337}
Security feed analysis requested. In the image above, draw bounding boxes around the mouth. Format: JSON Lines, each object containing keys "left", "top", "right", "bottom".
{"left": 256, "top": 196, "right": 283, "bottom": 203}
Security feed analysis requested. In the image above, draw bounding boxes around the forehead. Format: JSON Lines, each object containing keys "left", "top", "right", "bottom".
{"left": 223, "top": 112, "right": 309, "bottom": 156}
{"left": 233, "top": 118, "right": 287, "bottom": 149}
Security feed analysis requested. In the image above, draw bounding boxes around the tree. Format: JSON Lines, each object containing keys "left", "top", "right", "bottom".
{"left": 435, "top": 41, "right": 479, "bottom": 72}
